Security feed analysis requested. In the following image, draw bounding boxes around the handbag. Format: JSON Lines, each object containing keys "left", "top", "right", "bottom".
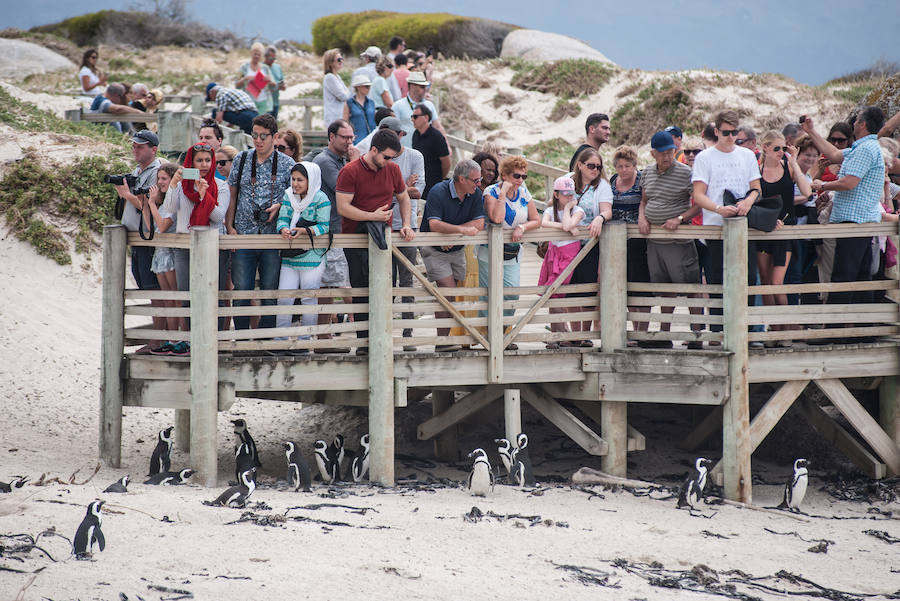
{"left": 281, "top": 218, "right": 332, "bottom": 258}
{"left": 722, "top": 190, "right": 781, "bottom": 232}
{"left": 536, "top": 241, "right": 549, "bottom": 259}
{"left": 503, "top": 242, "right": 520, "bottom": 261}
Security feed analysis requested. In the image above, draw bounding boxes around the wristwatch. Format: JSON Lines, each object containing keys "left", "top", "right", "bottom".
{"left": 677, "top": 215, "right": 684, "bottom": 223}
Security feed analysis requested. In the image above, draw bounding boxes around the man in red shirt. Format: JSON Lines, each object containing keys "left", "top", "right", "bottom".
{"left": 336, "top": 129, "right": 415, "bottom": 355}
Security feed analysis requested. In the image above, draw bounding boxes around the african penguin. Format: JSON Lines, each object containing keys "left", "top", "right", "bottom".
{"left": 148, "top": 426, "right": 174, "bottom": 476}
{"left": 73, "top": 500, "right": 105, "bottom": 559}
{"left": 327, "top": 434, "right": 345, "bottom": 481}
{"left": 143, "top": 468, "right": 194, "bottom": 485}
{"left": 208, "top": 469, "right": 256, "bottom": 507}
{"left": 677, "top": 457, "right": 713, "bottom": 509}
{"left": 103, "top": 475, "right": 130, "bottom": 494}
{"left": 778, "top": 458, "right": 809, "bottom": 512}
{"left": 283, "top": 441, "right": 312, "bottom": 492}
{"left": 467, "top": 448, "right": 494, "bottom": 497}
{"left": 231, "top": 419, "right": 261, "bottom": 467}
{"left": 235, "top": 443, "right": 255, "bottom": 485}
{"left": 0, "top": 476, "right": 28, "bottom": 493}
{"left": 351, "top": 434, "right": 370, "bottom": 483}
{"left": 494, "top": 438, "right": 513, "bottom": 481}
{"left": 313, "top": 440, "right": 336, "bottom": 483}
{"left": 512, "top": 432, "right": 536, "bottom": 488}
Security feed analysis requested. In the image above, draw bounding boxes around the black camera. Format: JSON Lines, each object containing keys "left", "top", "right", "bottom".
{"left": 133, "top": 186, "right": 152, "bottom": 196}
{"left": 255, "top": 204, "right": 273, "bottom": 222}
{"left": 104, "top": 173, "right": 138, "bottom": 187}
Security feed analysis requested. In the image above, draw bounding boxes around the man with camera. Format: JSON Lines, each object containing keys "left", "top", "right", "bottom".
{"left": 108, "top": 129, "right": 164, "bottom": 344}
{"left": 225, "top": 114, "right": 295, "bottom": 334}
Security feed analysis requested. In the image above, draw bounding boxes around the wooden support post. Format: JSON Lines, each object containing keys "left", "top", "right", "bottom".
{"left": 432, "top": 390, "right": 458, "bottom": 461}
{"left": 189, "top": 93, "right": 205, "bottom": 115}
{"left": 100, "top": 225, "right": 127, "bottom": 467}
{"left": 504, "top": 388, "right": 522, "bottom": 443}
{"left": 418, "top": 385, "right": 503, "bottom": 440}
{"left": 599, "top": 221, "right": 627, "bottom": 476}
{"left": 522, "top": 386, "right": 607, "bottom": 455}
{"left": 64, "top": 108, "right": 82, "bottom": 122}
{"left": 157, "top": 110, "right": 193, "bottom": 153}
{"left": 302, "top": 106, "right": 312, "bottom": 130}
{"left": 368, "top": 229, "right": 394, "bottom": 486}
{"left": 722, "top": 217, "right": 752, "bottom": 502}
{"left": 189, "top": 227, "right": 219, "bottom": 487}
{"left": 174, "top": 409, "right": 190, "bottom": 452}
{"left": 488, "top": 222, "right": 504, "bottom": 382}
{"left": 680, "top": 407, "right": 723, "bottom": 452}
{"left": 880, "top": 376, "right": 900, "bottom": 455}
{"left": 798, "top": 397, "right": 886, "bottom": 479}
{"left": 224, "top": 128, "right": 249, "bottom": 150}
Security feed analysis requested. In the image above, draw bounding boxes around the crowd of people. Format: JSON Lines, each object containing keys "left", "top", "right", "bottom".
{"left": 95, "top": 38, "right": 900, "bottom": 355}
{"left": 80, "top": 48, "right": 166, "bottom": 133}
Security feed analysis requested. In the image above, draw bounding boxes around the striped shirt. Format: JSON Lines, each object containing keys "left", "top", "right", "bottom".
{"left": 830, "top": 134, "right": 884, "bottom": 224}
{"left": 275, "top": 190, "right": 331, "bottom": 269}
{"left": 215, "top": 87, "right": 257, "bottom": 113}
{"left": 642, "top": 161, "right": 693, "bottom": 225}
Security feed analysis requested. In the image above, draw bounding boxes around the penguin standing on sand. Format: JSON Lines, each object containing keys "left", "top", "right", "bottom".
{"left": 103, "top": 475, "right": 130, "bottom": 494}
{"left": 494, "top": 438, "right": 513, "bottom": 482}
{"left": 148, "top": 426, "right": 174, "bottom": 476}
{"left": 235, "top": 443, "right": 255, "bottom": 484}
{"left": 778, "top": 458, "right": 809, "bottom": 512}
{"left": 73, "top": 500, "right": 105, "bottom": 559}
{"left": 467, "top": 448, "right": 494, "bottom": 497}
{"left": 144, "top": 468, "right": 194, "bottom": 485}
{"left": 231, "top": 419, "right": 261, "bottom": 468}
{"left": 327, "top": 434, "right": 345, "bottom": 481}
{"left": 511, "top": 433, "right": 536, "bottom": 488}
{"left": 0, "top": 477, "right": 28, "bottom": 493}
{"left": 207, "top": 469, "right": 256, "bottom": 507}
{"left": 283, "top": 441, "right": 312, "bottom": 492}
{"left": 351, "top": 434, "right": 370, "bottom": 483}
{"left": 677, "top": 457, "right": 713, "bottom": 509}
{"left": 313, "top": 440, "right": 337, "bottom": 483}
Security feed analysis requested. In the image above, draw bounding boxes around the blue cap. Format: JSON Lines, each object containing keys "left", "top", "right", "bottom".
{"left": 664, "top": 125, "right": 683, "bottom": 138}
{"left": 205, "top": 82, "right": 217, "bottom": 101}
{"left": 651, "top": 131, "right": 677, "bottom": 152}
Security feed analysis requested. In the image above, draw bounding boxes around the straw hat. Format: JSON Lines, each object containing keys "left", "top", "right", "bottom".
{"left": 351, "top": 74, "right": 372, "bottom": 88}
{"left": 407, "top": 71, "right": 430, "bottom": 87}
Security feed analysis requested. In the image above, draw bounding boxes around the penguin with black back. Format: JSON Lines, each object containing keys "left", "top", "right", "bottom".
{"left": 677, "top": 457, "right": 713, "bottom": 509}
{"left": 73, "top": 500, "right": 105, "bottom": 559}
{"left": 467, "top": 448, "right": 494, "bottom": 496}
{"left": 351, "top": 434, "right": 370, "bottom": 483}
{"left": 313, "top": 440, "right": 336, "bottom": 483}
{"left": 0, "top": 476, "right": 28, "bottom": 493}
{"left": 511, "top": 433, "right": 536, "bottom": 487}
{"left": 327, "top": 434, "right": 345, "bottom": 481}
{"left": 144, "top": 468, "right": 194, "bottom": 485}
{"left": 103, "top": 475, "right": 130, "bottom": 494}
{"left": 206, "top": 468, "right": 256, "bottom": 507}
{"left": 234, "top": 443, "right": 255, "bottom": 485}
{"left": 494, "top": 438, "right": 513, "bottom": 482}
{"left": 778, "top": 458, "right": 809, "bottom": 512}
{"left": 283, "top": 441, "right": 312, "bottom": 492}
{"left": 148, "top": 426, "right": 174, "bottom": 476}
{"left": 231, "top": 419, "right": 261, "bottom": 467}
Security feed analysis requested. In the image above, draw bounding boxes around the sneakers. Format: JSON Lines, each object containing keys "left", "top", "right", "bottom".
{"left": 149, "top": 342, "right": 174, "bottom": 355}
{"left": 435, "top": 344, "right": 461, "bottom": 353}
{"left": 686, "top": 341, "right": 703, "bottom": 350}
{"left": 170, "top": 341, "right": 190, "bottom": 356}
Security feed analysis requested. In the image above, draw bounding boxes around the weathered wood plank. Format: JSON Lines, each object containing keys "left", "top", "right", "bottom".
{"left": 504, "top": 388, "right": 522, "bottom": 444}
{"left": 749, "top": 344, "right": 900, "bottom": 382}
{"left": 582, "top": 351, "right": 731, "bottom": 378}
{"left": 880, "top": 376, "right": 900, "bottom": 454}
{"left": 368, "top": 231, "right": 395, "bottom": 486}
{"left": 488, "top": 223, "right": 504, "bottom": 382}
{"left": 100, "top": 225, "right": 127, "bottom": 468}
{"left": 627, "top": 424, "right": 646, "bottom": 451}
{"left": 599, "top": 222, "right": 628, "bottom": 476}
{"left": 418, "top": 386, "right": 503, "bottom": 440}
{"left": 522, "top": 385, "right": 606, "bottom": 456}
{"left": 798, "top": 397, "right": 886, "bottom": 479}
{"left": 541, "top": 373, "right": 728, "bottom": 404}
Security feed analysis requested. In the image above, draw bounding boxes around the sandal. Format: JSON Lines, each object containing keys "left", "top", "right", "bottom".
{"left": 545, "top": 342, "right": 560, "bottom": 350}
{"left": 579, "top": 340, "right": 594, "bottom": 348}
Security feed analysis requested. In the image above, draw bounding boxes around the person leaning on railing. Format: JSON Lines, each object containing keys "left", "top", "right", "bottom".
{"left": 145, "top": 162, "right": 182, "bottom": 353}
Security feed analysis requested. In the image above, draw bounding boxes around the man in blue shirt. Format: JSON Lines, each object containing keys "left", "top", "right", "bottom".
{"left": 420, "top": 159, "right": 485, "bottom": 351}
{"left": 88, "top": 83, "right": 144, "bottom": 133}
{"left": 264, "top": 46, "right": 286, "bottom": 120}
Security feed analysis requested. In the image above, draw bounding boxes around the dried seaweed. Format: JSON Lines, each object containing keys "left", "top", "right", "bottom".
{"left": 822, "top": 477, "right": 900, "bottom": 504}
{"left": 863, "top": 529, "right": 900, "bottom": 544}
{"left": 285, "top": 503, "right": 377, "bottom": 516}
{"left": 0, "top": 530, "right": 70, "bottom": 563}
{"left": 553, "top": 562, "right": 621, "bottom": 588}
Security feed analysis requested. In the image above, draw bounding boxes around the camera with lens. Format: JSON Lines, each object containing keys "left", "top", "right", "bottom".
{"left": 255, "top": 203, "right": 273, "bottom": 222}
{"left": 104, "top": 173, "right": 138, "bottom": 187}
{"left": 132, "top": 186, "right": 152, "bottom": 196}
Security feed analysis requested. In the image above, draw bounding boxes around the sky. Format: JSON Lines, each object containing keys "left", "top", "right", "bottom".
{"left": 7, "top": 0, "right": 900, "bottom": 85}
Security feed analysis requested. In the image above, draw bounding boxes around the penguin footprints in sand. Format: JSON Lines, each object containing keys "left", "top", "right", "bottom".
{"left": 467, "top": 448, "right": 494, "bottom": 497}
{"left": 778, "top": 458, "right": 809, "bottom": 513}
{"left": 677, "top": 457, "right": 713, "bottom": 510}
{"left": 73, "top": 500, "right": 105, "bottom": 559}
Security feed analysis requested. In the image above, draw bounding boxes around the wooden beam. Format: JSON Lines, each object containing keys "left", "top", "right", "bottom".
{"left": 583, "top": 350, "right": 730, "bottom": 378}
{"left": 432, "top": 390, "right": 459, "bottom": 461}
{"left": 815, "top": 378, "right": 900, "bottom": 475}
{"left": 521, "top": 385, "right": 606, "bottom": 455}
{"left": 418, "top": 385, "right": 503, "bottom": 440}
{"left": 124, "top": 379, "right": 234, "bottom": 410}
{"left": 627, "top": 424, "right": 646, "bottom": 451}
{"left": 798, "top": 397, "right": 886, "bottom": 479}
{"left": 680, "top": 407, "right": 723, "bottom": 451}
{"left": 749, "top": 344, "right": 900, "bottom": 383}
{"left": 368, "top": 230, "right": 395, "bottom": 486}
{"left": 504, "top": 388, "right": 522, "bottom": 443}
{"left": 599, "top": 222, "right": 628, "bottom": 476}
{"left": 100, "top": 225, "right": 126, "bottom": 468}
{"left": 488, "top": 223, "right": 504, "bottom": 382}
{"left": 880, "top": 376, "right": 900, "bottom": 456}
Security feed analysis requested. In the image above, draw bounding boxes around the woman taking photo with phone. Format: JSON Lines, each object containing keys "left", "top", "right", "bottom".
{"left": 145, "top": 163, "right": 181, "bottom": 354}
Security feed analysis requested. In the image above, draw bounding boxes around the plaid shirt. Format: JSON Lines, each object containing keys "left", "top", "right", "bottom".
{"left": 830, "top": 134, "right": 884, "bottom": 224}
{"left": 216, "top": 87, "right": 256, "bottom": 113}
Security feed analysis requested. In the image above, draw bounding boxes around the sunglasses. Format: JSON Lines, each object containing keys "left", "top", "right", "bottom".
{"left": 828, "top": 136, "right": 849, "bottom": 145}
{"left": 216, "top": 159, "right": 231, "bottom": 166}
{"left": 250, "top": 132, "right": 272, "bottom": 140}
{"left": 771, "top": 146, "right": 786, "bottom": 152}
{"left": 719, "top": 129, "right": 739, "bottom": 137}
{"left": 510, "top": 173, "right": 528, "bottom": 180}
{"left": 583, "top": 162, "right": 602, "bottom": 170}
{"left": 192, "top": 143, "right": 212, "bottom": 151}
{"left": 683, "top": 149, "right": 702, "bottom": 156}
{"left": 275, "top": 144, "right": 289, "bottom": 153}
{"left": 411, "top": 113, "right": 424, "bottom": 119}
{"left": 336, "top": 57, "right": 344, "bottom": 62}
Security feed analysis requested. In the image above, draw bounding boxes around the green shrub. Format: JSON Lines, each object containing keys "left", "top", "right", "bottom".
{"left": 32, "top": 10, "right": 113, "bottom": 46}
{"left": 311, "top": 11, "right": 394, "bottom": 54}
{"left": 612, "top": 81, "right": 705, "bottom": 146}
{"left": 511, "top": 59, "right": 616, "bottom": 98}
{"left": 350, "top": 13, "right": 468, "bottom": 54}
{"left": 523, "top": 137, "right": 575, "bottom": 171}
{"left": 549, "top": 98, "right": 580, "bottom": 122}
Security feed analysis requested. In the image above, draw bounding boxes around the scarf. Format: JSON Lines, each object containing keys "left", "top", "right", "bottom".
{"left": 288, "top": 161, "right": 322, "bottom": 229}
{"left": 181, "top": 145, "right": 218, "bottom": 228}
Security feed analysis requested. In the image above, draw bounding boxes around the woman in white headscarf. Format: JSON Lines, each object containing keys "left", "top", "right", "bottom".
{"left": 274, "top": 161, "right": 331, "bottom": 351}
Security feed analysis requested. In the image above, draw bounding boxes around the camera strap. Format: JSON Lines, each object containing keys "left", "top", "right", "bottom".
{"left": 137, "top": 195, "right": 154, "bottom": 241}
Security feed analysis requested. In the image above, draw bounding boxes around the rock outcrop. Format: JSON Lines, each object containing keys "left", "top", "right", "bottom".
{"left": 0, "top": 38, "right": 74, "bottom": 81}
{"left": 500, "top": 29, "right": 616, "bottom": 65}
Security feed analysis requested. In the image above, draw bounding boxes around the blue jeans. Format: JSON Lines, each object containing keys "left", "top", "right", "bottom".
{"left": 231, "top": 248, "right": 281, "bottom": 329}
{"left": 212, "top": 108, "right": 258, "bottom": 134}
{"left": 476, "top": 245, "right": 520, "bottom": 318}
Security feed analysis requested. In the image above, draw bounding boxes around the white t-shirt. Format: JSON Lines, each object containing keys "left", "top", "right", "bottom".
{"left": 542, "top": 202, "right": 584, "bottom": 247}
{"left": 79, "top": 66, "right": 101, "bottom": 96}
{"left": 691, "top": 146, "right": 760, "bottom": 227}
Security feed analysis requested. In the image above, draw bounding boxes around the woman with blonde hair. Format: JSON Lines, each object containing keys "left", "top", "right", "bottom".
{"left": 237, "top": 42, "right": 274, "bottom": 115}
{"left": 371, "top": 56, "right": 395, "bottom": 109}
{"left": 322, "top": 48, "right": 350, "bottom": 125}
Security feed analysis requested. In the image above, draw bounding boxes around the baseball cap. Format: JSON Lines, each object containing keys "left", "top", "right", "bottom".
{"left": 378, "top": 117, "right": 404, "bottom": 134}
{"left": 651, "top": 131, "right": 676, "bottom": 152}
{"left": 205, "top": 82, "right": 217, "bottom": 101}
{"left": 360, "top": 46, "right": 382, "bottom": 59}
{"left": 553, "top": 176, "right": 576, "bottom": 194}
{"left": 407, "top": 71, "right": 430, "bottom": 87}
{"left": 664, "top": 125, "right": 683, "bottom": 138}
{"left": 131, "top": 129, "right": 159, "bottom": 147}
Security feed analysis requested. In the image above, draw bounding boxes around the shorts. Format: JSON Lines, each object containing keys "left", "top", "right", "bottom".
{"left": 647, "top": 240, "right": 700, "bottom": 284}
{"left": 569, "top": 241, "right": 599, "bottom": 297}
{"left": 131, "top": 245, "right": 159, "bottom": 290}
{"left": 756, "top": 239, "right": 793, "bottom": 267}
{"left": 320, "top": 247, "right": 350, "bottom": 288}
{"left": 420, "top": 246, "right": 466, "bottom": 282}
{"left": 151, "top": 246, "right": 175, "bottom": 274}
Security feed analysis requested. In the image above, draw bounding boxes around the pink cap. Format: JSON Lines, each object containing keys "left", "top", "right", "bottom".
{"left": 553, "top": 176, "right": 575, "bottom": 193}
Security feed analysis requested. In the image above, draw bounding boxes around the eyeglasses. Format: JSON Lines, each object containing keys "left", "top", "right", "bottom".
{"left": 250, "top": 132, "right": 272, "bottom": 140}
{"left": 335, "top": 134, "right": 354, "bottom": 141}
{"left": 216, "top": 159, "right": 231, "bottom": 166}
{"left": 510, "top": 173, "right": 528, "bottom": 181}
{"left": 583, "top": 162, "right": 602, "bottom": 170}
{"left": 192, "top": 144, "right": 212, "bottom": 151}
{"left": 719, "top": 129, "right": 739, "bottom": 137}
{"left": 683, "top": 149, "right": 702, "bottom": 156}
{"left": 411, "top": 113, "right": 424, "bottom": 120}
{"left": 828, "top": 136, "right": 849, "bottom": 145}
{"left": 467, "top": 176, "right": 483, "bottom": 184}
{"left": 381, "top": 152, "right": 398, "bottom": 160}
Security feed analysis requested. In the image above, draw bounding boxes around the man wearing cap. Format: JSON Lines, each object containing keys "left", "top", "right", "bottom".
{"left": 412, "top": 104, "right": 450, "bottom": 198}
{"left": 638, "top": 130, "right": 704, "bottom": 348}
{"left": 569, "top": 113, "right": 611, "bottom": 171}
{"left": 391, "top": 70, "right": 444, "bottom": 147}
{"left": 353, "top": 46, "right": 382, "bottom": 85}
{"left": 206, "top": 82, "right": 258, "bottom": 134}
{"left": 420, "top": 159, "right": 485, "bottom": 352}
{"left": 663, "top": 125, "right": 686, "bottom": 163}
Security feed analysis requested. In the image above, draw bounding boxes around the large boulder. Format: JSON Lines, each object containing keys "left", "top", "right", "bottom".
{"left": 501, "top": 29, "right": 616, "bottom": 65}
{"left": 0, "top": 38, "right": 74, "bottom": 81}
{"left": 856, "top": 73, "right": 900, "bottom": 135}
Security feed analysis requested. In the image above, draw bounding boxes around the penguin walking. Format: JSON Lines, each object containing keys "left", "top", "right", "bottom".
{"left": 313, "top": 440, "right": 337, "bottom": 483}
{"left": 778, "top": 458, "right": 809, "bottom": 512}
{"left": 511, "top": 433, "right": 536, "bottom": 488}
{"left": 0, "top": 476, "right": 28, "bottom": 493}
{"left": 73, "top": 500, "right": 105, "bottom": 559}
{"left": 677, "top": 457, "right": 713, "bottom": 509}
{"left": 467, "top": 448, "right": 494, "bottom": 497}
{"left": 103, "top": 475, "right": 130, "bottom": 494}
{"left": 144, "top": 468, "right": 194, "bottom": 485}
{"left": 235, "top": 443, "right": 255, "bottom": 485}
{"left": 327, "top": 434, "right": 345, "bottom": 481}
{"left": 494, "top": 438, "right": 513, "bottom": 482}
{"left": 283, "top": 441, "right": 312, "bottom": 492}
{"left": 231, "top": 419, "right": 261, "bottom": 468}
{"left": 148, "top": 426, "right": 174, "bottom": 476}
{"left": 351, "top": 434, "right": 370, "bottom": 483}
{"left": 207, "top": 469, "right": 255, "bottom": 507}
